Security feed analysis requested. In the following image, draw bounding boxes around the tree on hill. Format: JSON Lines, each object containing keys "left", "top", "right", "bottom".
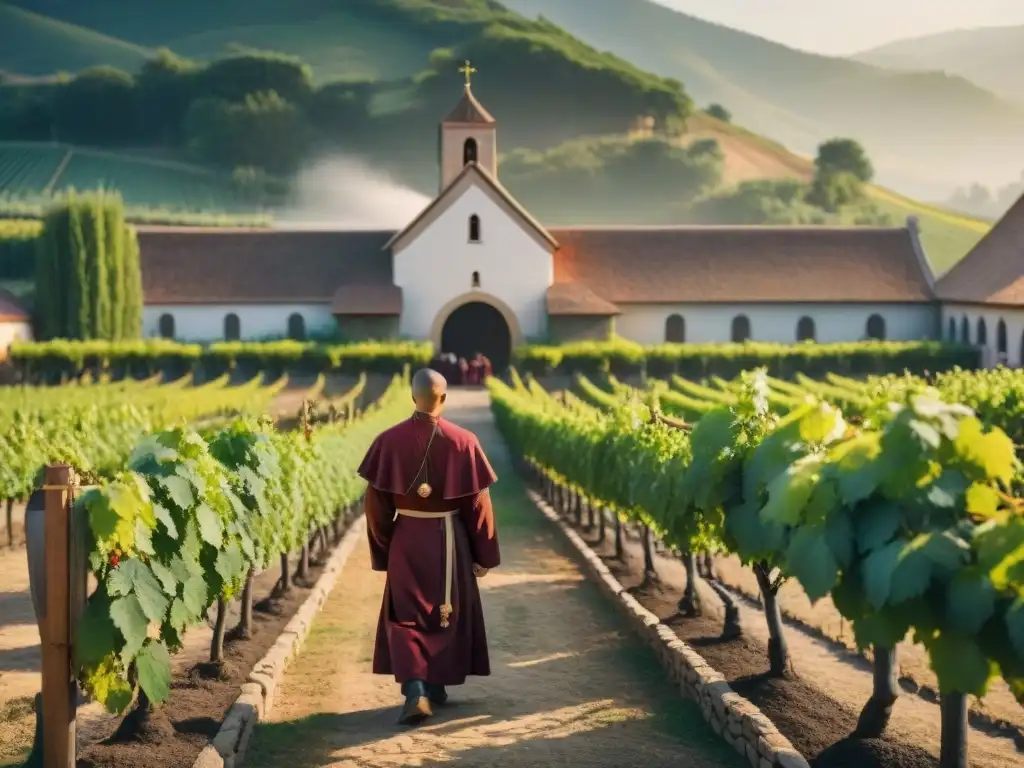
{"left": 706, "top": 103, "right": 731, "bottom": 122}
{"left": 814, "top": 138, "right": 874, "bottom": 183}
{"left": 35, "top": 191, "right": 142, "bottom": 341}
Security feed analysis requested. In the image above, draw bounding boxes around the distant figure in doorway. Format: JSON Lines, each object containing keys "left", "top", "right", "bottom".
{"left": 357, "top": 368, "right": 501, "bottom": 725}
{"left": 480, "top": 354, "right": 493, "bottom": 381}
{"left": 468, "top": 354, "right": 482, "bottom": 386}
{"left": 458, "top": 357, "right": 469, "bottom": 386}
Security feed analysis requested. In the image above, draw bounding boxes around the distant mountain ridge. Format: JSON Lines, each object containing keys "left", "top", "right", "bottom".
{"left": 500, "top": 0, "right": 1024, "bottom": 198}
{"left": 854, "top": 24, "right": 1024, "bottom": 107}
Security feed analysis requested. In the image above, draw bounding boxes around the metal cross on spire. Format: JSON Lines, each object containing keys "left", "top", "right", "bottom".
{"left": 458, "top": 60, "right": 477, "bottom": 87}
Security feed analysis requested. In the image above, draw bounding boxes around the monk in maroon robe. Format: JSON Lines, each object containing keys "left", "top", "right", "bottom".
{"left": 357, "top": 368, "right": 500, "bottom": 725}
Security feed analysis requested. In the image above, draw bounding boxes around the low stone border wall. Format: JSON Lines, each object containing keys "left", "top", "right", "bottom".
{"left": 191, "top": 515, "right": 367, "bottom": 768}
{"left": 528, "top": 489, "right": 810, "bottom": 768}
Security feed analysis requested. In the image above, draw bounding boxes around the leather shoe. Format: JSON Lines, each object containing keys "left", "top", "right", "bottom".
{"left": 426, "top": 683, "right": 448, "bottom": 705}
{"left": 398, "top": 679, "right": 433, "bottom": 725}
{"left": 398, "top": 694, "right": 433, "bottom": 725}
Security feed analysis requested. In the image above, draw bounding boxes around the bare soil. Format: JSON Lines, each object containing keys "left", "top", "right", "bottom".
{"left": 574, "top": 513, "right": 1023, "bottom": 768}
{"left": 0, "top": 537, "right": 337, "bottom": 768}
{"left": 711, "top": 554, "right": 1024, "bottom": 736}
{"left": 245, "top": 390, "right": 743, "bottom": 768}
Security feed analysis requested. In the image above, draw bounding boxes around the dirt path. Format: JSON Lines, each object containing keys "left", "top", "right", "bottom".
{"left": 247, "top": 389, "right": 742, "bottom": 768}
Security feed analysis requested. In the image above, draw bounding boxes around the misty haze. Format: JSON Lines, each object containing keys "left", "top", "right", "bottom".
{"left": 275, "top": 156, "right": 431, "bottom": 229}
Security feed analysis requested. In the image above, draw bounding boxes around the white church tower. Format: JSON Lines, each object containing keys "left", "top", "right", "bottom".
{"left": 438, "top": 60, "right": 497, "bottom": 191}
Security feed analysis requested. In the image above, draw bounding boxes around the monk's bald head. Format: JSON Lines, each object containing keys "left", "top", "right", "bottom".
{"left": 412, "top": 368, "right": 448, "bottom": 414}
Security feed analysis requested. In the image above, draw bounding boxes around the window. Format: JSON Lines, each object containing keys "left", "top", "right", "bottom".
{"left": 960, "top": 316, "right": 969, "bottom": 343}
{"left": 463, "top": 138, "right": 478, "bottom": 165}
{"left": 287, "top": 313, "right": 306, "bottom": 341}
{"left": 866, "top": 314, "right": 886, "bottom": 340}
{"left": 731, "top": 315, "right": 751, "bottom": 343}
{"left": 224, "top": 313, "right": 241, "bottom": 341}
{"left": 977, "top": 317, "right": 987, "bottom": 346}
{"left": 469, "top": 214, "right": 481, "bottom": 242}
{"left": 796, "top": 316, "right": 815, "bottom": 342}
{"left": 665, "top": 314, "right": 685, "bottom": 343}
{"left": 997, "top": 319, "right": 1008, "bottom": 360}
{"left": 471, "top": 271, "right": 480, "bottom": 288}
{"left": 158, "top": 313, "right": 175, "bottom": 339}
{"left": 948, "top": 317, "right": 956, "bottom": 341}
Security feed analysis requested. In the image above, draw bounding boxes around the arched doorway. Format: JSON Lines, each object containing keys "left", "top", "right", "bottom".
{"left": 440, "top": 301, "right": 512, "bottom": 373}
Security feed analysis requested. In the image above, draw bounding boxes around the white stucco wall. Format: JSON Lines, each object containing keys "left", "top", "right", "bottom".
{"left": 614, "top": 303, "right": 939, "bottom": 345}
{"left": 0, "top": 321, "right": 32, "bottom": 358}
{"left": 941, "top": 303, "right": 1024, "bottom": 367}
{"left": 142, "top": 304, "right": 335, "bottom": 342}
{"left": 393, "top": 180, "right": 553, "bottom": 340}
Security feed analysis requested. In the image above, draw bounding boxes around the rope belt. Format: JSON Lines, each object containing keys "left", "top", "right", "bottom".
{"left": 395, "top": 509, "right": 458, "bottom": 628}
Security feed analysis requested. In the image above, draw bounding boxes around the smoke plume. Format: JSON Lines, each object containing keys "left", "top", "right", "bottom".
{"left": 275, "top": 155, "right": 430, "bottom": 229}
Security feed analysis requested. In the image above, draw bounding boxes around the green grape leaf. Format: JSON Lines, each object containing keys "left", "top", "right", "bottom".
{"left": 825, "top": 509, "right": 855, "bottom": 568}
{"left": 831, "top": 432, "right": 883, "bottom": 505}
{"left": 1006, "top": 598, "right": 1024, "bottom": 658}
{"left": 159, "top": 475, "right": 194, "bottom": 510}
{"left": 863, "top": 539, "right": 902, "bottom": 609}
{"left": 974, "top": 516, "right": 1024, "bottom": 571}
{"left": 149, "top": 560, "right": 179, "bottom": 594}
{"left": 760, "top": 456, "right": 819, "bottom": 526}
{"left": 889, "top": 540, "right": 933, "bottom": 606}
{"left": 107, "top": 560, "right": 169, "bottom": 624}
{"left": 75, "top": 591, "right": 117, "bottom": 667}
{"left": 947, "top": 571, "right": 996, "bottom": 635}
{"left": 182, "top": 574, "right": 209, "bottom": 616}
{"left": 852, "top": 609, "right": 911, "bottom": 649}
{"left": 855, "top": 500, "right": 901, "bottom": 554}
{"left": 169, "top": 597, "right": 191, "bottom": 631}
{"left": 920, "top": 530, "right": 970, "bottom": 572}
{"left": 927, "top": 632, "right": 995, "bottom": 696}
{"left": 83, "top": 655, "right": 134, "bottom": 714}
{"left": 785, "top": 525, "right": 838, "bottom": 602}
{"left": 954, "top": 418, "right": 1016, "bottom": 487}
{"left": 195, "top": 503, "right": 223, "bottom": 546}
{"left": 133, "top": 518, "right": 155, "bottom": 556}
{"left": 907, "top": 418, "right": 941, "bottom": 450}
{"left": 964, "top": 483, "right": 1001, "bottom": 519}
{"left": 152, "top": 503, "right": 178, "bottom": 539}
{"left": 135, "top": 639, "right": 172, "bottom": 703}
{"left": 804, "top": 478, "right": 838, "bottom": 527}
{"left": 168, "top": 554, "right": 191, "bottom": 583}
{"left": 109, "top": 594, "right": 149, "bottom": 662}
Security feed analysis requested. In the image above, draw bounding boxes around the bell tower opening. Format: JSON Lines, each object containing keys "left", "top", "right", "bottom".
{"left": 439, "top": 60, "right": 497, "bottom": 190}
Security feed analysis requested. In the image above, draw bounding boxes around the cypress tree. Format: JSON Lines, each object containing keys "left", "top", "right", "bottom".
{"left": 35, "top": 200, "right": 72, "bottom": 339}
{"left": 104, "top": 194, "right": 126, "bottom": 340}
{"left": 83, "top": 193, "right": 110, "bottom": 339}
{"left": 121, "top": 226, "right": 143, "bottom": 339}
{"left": 66, "top": 192, "right": 91, "bottom": 339}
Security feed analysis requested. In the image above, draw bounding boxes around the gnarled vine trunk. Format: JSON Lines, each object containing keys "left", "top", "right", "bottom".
{"left": 613, "top": 514, "right": 624, "bottom": 559}
{"left": 233, "top": 568, "right": 255, "bottom": 640}
{"left": 677, "top": 551, "right": 701, "bottom": 616}
{"left": 753, "top": 562, "right": 795, "bottom": 679}
{"left": 854, "top": 645, "right": 898, "bottom": 738}
{"left": 585, "top": 499, "right": 595, "bottom": 531}
{"left": 297, "top": 541, "right": 310, "bottom": 582}
{"left": 573, "top": 492, "right": 583, "bottom": 527}
{"left": 598, "top": 505, "right": 607, "bottom": 542}
{"left": 641, "top": 525, "right": 658, "bottom": 583}
{"left": 5, "top": 498, "right": 13, "bottom": 548}
{"left": 210, "top": 597, "right": 229, "bottom": 663}
{"left": 276, "top": 552, "right": 291, "bottom": 595}
{"left": 939, "top": 692, "right": 968, "bottom": 768}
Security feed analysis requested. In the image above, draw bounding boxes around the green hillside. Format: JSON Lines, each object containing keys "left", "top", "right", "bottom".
{"left": 0, "top": 4, "right": 150, "bottom": 77}
{"left": 0, "top": 141, "right": 265, "bottom": 211}
{"left": 855, "top": 25, "right": 1024, "bottom": 107}
{"left": 499, "top": 0, "right": 1024, "bottom": 199}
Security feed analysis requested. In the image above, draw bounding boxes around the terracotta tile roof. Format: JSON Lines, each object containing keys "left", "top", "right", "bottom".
{"left": 332, "top": 284, "right": 402, "bottom": 315}
{"left": 444, "top": 86, "right": 496, "bottom": 124}
{"left": 137, "top": 227, "right": 395, "bottom": 304}
{"left": 385, "top": 162, "right": 558, "bottom": 251}
{"left": 936, "top": 191, "right": 1024, "bottom": 306}
{"left": 549, "top": 224, "right": 935, "bottom": 303}
{"left": 547, "top": 281, "right": 620, "bottom": 316}
{"left": 0, "top": 288, "right": 29, "bottom": 322}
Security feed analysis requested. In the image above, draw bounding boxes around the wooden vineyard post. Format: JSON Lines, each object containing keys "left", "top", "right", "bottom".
{"left": 30, "top": 464, "right": 84, "bottom": 768}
